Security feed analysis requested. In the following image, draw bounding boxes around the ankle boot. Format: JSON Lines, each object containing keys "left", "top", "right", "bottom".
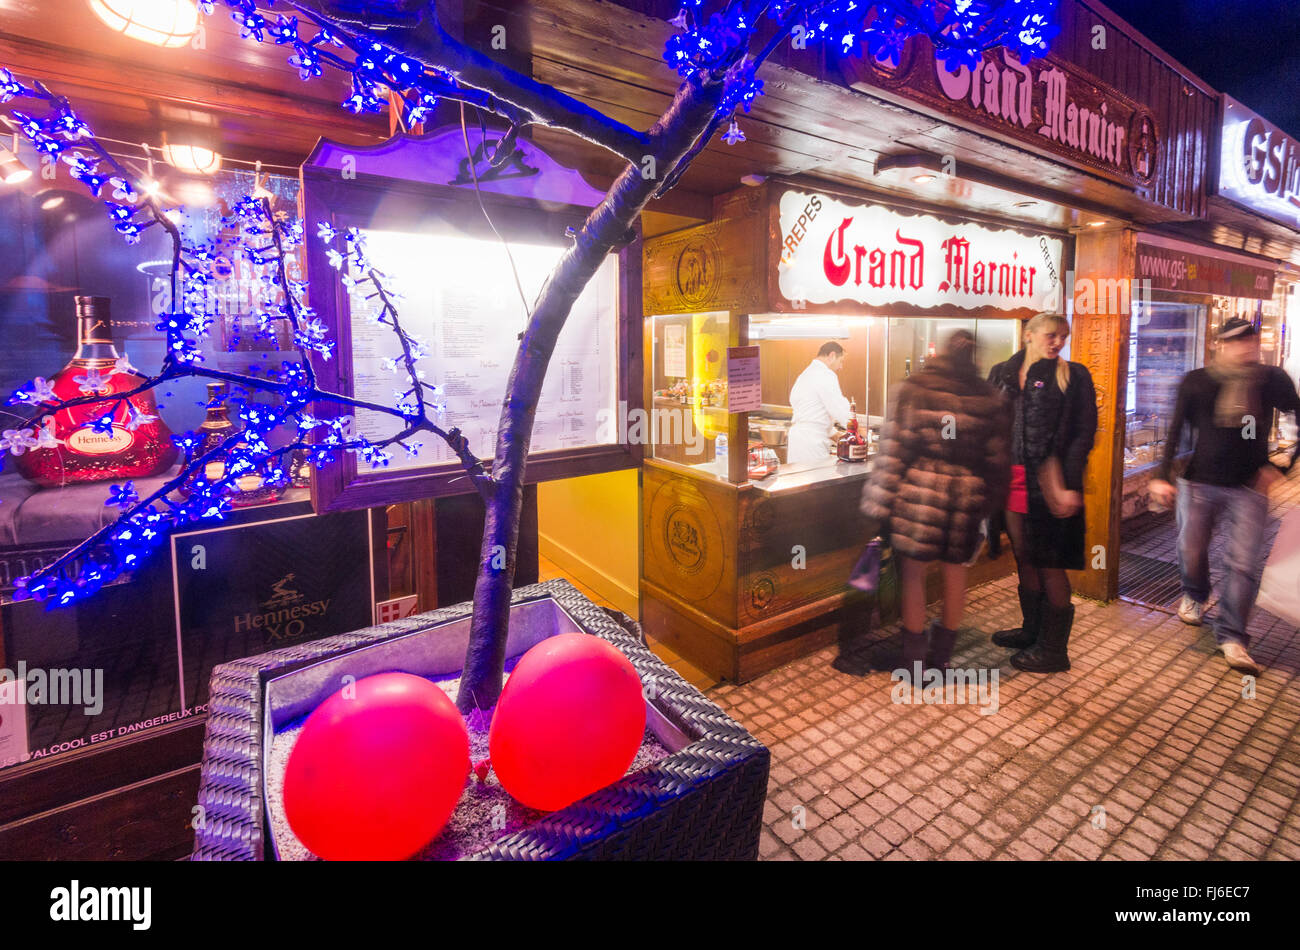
{"left": 925, "top": 621, "right": 959, "bottom": 671}
{"left": 902, "top": 628, "right": 928, "bottom": 667}
{"left": 992, "top": 586, "right": 1045, "bottom": 649}
{"left": 867, "top": 626, "right": 928, "bottom": 673}
{"left": 1010, "top": 603, "right": 1074, "bottom": 673}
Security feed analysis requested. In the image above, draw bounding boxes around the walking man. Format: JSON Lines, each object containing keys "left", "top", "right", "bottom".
{"left": 1150, "top": 317, "right": 1300, "bottom": 674}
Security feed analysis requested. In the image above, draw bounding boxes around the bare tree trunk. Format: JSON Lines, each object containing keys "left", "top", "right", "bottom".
{"left": 457, "top": 78, "right": 725, "bottom": 711}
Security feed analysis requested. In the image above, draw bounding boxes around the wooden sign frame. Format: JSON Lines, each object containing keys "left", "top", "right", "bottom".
{"left": 300, "top": 129, "right": 642, "bottom": 513}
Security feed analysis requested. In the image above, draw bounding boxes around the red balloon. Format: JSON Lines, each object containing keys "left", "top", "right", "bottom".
{"left": 283, "top": 672, "right": 469, "bottom": 860}
{"left": 489, "top": 633, "right": 646, "bottom": 811}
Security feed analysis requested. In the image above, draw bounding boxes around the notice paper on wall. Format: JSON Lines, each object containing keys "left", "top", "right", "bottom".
{"left": 663, "top": 323, "right": 687, "bottom": 378}
{"left": 727, "top": 346, "right": 761, "bottom": 412}
{"left": 347, "top": 230, "right": 619, "bottom": 472}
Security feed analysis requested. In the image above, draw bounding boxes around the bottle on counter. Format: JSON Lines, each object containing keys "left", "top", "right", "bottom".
{"left": 715, "top": 433, "right": 728, "bottom": 476}
{"left": 181, "top": 381, "right": 280, "bottom": 507}
{"left": 16, "top": 296, "right": 177, "bottom": 488}
{"left": 837, "top": 398, "right": 869, "bottom": 462}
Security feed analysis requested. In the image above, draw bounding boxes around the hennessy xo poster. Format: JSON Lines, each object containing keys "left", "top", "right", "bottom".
{"left": 174, "top": 510, "right": 372, "bottom": 706}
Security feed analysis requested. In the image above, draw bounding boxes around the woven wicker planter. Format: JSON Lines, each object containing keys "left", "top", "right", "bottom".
{"left": 192, "top": 578, "right": 769, "bottom": 860}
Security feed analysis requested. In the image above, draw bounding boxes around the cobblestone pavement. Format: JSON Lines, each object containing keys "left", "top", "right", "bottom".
{"left": 709, "top": 474, "right": 1300, "bottom": 862}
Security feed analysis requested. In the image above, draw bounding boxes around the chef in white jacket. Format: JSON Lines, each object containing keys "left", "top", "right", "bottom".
{"left": 787, "top": 341, "right": 853, "bottom": 464}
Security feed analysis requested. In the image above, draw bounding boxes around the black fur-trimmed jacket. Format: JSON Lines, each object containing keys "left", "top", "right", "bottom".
{"left": 860, "top": 355, "right": 1012, "bottom": 564}
{"left": 986, "top": 349, "right": 1098, "bottom": 570}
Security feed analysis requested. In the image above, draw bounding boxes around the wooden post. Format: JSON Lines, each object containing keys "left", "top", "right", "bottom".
{"left": 727, "top": 312, "right": 749, "bottom": 485}
{"left": 1069, "top": 228, "right": 1136, "bottom": 602}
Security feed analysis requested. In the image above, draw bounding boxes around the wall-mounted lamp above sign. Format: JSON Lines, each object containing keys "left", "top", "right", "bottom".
{"left": 1217, "top": 95, "right": 1300, "bottom": 231}
{"left": 87, "top": 0, "right": 201, "bottom": 48}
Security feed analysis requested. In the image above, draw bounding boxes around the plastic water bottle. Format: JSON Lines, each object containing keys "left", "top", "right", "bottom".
{"left": 715, "top": 434, "right": 728, "bottom": 476}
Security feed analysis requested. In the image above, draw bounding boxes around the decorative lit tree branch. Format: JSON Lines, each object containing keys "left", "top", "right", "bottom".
{"left": 0, "top": 72, "right": 488, "bottom": 604}
{"left": 3, "top": 0, "right": 1060, "bottom": 712}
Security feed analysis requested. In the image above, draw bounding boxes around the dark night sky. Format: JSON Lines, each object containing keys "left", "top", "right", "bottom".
{"left": 1100, "top": 0, "right": 1300, "bottom": 135}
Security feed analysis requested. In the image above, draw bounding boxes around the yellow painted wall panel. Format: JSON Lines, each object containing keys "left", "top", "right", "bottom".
{"left": 538, "top": 468, "right": 640, "bottom": 615}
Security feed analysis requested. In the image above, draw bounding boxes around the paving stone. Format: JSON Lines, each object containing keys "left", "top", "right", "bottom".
{"left": 859, "top": 830, "right": 894, "bottom": 858}
{"left": 707, "top": 486, "right": 1300, "bottom": 862}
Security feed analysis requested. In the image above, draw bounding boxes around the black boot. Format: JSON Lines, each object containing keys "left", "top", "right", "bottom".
{"left": 1010, "top": 603, "right": 1074, "bottom": 673}
{"left": 992, "top": 586, "right": 1045, "bottom": 649}
{"left": 925, "top": 621, "right": 959, "bottom": 672}
{"left": 867, "top": 626, "right": 928, "bottom": 673}
{"left": 902, "top": 628, "right": 928, "bottom": 668}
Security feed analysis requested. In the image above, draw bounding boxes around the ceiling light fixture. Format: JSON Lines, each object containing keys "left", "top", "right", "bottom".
{"left": 87, "top": 0, "right": 201, "bottom": 48}
{"left": 0, "top": 134, "right": 33, "bottom": 185}
{"left": 1086, "top": 220, "right": 1107, "bottom": 228}
{"left": 911, "top": 174, "right": 937, "bottom": 184}
{"left": 161, "top": 129, "right": 221, "bottom": 176}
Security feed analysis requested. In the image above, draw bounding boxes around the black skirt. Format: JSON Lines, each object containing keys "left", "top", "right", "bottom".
{"left": 1022, "top": 462, "right": 1086, "bottom": 570}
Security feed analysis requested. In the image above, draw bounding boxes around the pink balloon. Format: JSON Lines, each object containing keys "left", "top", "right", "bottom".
{"left": 490, "top": 633, "right": 646, "bottom": 811}
{"left": 283, "top": 672, "right": 469, "bottom": 860}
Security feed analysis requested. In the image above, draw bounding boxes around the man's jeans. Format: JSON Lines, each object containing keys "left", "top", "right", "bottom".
{"left": 1176, "top": 477, "right": 1270, "bottom": 648}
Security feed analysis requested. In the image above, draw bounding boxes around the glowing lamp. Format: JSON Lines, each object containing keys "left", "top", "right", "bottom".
{"left": 88, "top": 0, "right": 200, "bottom": 48}
{"left": 0, "top": 148, "right": 32, "bottom": 185}
{"left": 161, "top": 140, "right": 221, "bottom": 176}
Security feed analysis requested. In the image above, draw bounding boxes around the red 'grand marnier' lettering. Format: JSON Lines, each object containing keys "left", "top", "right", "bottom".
{"left": 823, "top": 220, "right": 1037, "bottom": 300}
{"left": 823, "top": 219, "right": 924, "bottom": 290}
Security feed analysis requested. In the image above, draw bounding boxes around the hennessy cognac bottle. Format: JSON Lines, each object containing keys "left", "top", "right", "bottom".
{"left": 183, "top": 382, "right": 279, "bottom": 507}
{"left": 17, "top": 296, "right": 178, "bottom": 488}
{"left": 183, "top": 382, "right": 235, "bottom": 494}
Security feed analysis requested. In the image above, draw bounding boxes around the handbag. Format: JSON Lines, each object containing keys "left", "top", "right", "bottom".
{"left": 1257, "top": 509, "right": 1300, "bottom": 627}
{"left": 847, "top": 537, "right": 900, "bottom": 623}
{"left": 849, "top": 538, "right": 890, "bottom": 593}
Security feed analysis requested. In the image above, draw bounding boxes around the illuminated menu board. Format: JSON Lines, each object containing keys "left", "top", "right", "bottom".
{"left": 347, "top": 230, "right": 619, "bottom": 472}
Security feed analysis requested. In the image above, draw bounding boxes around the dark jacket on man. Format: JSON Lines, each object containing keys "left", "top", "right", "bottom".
{"left": 987, "top": 349, "right": 1098, "bottom": 571}
{"left": 1155, "top": 365, "right": 1300, "bottom": 486}
{"left": 860, "top": 354, "right": 1012, "bottom": 564}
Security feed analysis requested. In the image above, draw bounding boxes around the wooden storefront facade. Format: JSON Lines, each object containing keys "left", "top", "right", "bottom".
{"left": 0, "top": 0, "right": 1297, "bottom": 860}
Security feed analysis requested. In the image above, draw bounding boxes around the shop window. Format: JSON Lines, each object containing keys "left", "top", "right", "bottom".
{"left": 0, "top": 168, "right": 384, "bottom": 771}
{"left": 648, "top": 311, "right": 730, "bottom": 471}
{"left": 1125, "top": 298, "right": 1205, "bottom": 472}
{"left": 650, "top": 314, "right": 1021, "bottom": 479}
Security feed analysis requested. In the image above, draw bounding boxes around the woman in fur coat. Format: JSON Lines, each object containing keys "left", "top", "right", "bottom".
{"left": 861, "top": 330, "right": 1012, "bottom": 672}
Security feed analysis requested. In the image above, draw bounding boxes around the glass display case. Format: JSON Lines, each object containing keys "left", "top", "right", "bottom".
{"left": 648, "top": 311, "right": 730, "bottom": 471}
{"left": 1125, "top": 298, "right": 1205, "bottom": 472}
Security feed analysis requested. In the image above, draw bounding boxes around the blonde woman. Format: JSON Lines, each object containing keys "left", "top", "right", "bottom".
{"left": 986, "top": 313, "right": 1097, "bottom": 673}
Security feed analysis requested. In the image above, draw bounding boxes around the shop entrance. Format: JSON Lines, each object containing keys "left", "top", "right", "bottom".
{"left": 1117, "top": 296, "right": 1207, "bottom": 611}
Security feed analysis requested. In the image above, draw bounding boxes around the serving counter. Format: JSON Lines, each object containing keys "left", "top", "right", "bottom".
{"left": 641, "top": 455, "right": 875, "bottom": 683}
{"left": 638, "top": 179, "right": 1037, "bottom": 681}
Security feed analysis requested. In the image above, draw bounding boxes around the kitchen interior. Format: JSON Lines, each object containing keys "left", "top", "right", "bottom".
{"left": 649, "top": 312, "right": 1022, "bottom": 479}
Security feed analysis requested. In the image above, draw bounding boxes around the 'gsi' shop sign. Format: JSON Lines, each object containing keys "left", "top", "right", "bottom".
{"left": 1217, "top": 95, "right": 1300, "bottom": 229}
{"left": 777, "top": 190, "right": 1065, "bottom": 314}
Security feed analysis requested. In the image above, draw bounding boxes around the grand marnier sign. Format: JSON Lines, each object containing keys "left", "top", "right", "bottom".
{"left": 839, "top": 37, "right": 1159, "bottom": 190}
{"left": 776, "top": 190, "right": 1065, "bottom": 314}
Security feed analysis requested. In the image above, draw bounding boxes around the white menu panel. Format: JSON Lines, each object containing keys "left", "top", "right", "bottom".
{"left": 348, "top": 230, "right": 618, "bottom": 472}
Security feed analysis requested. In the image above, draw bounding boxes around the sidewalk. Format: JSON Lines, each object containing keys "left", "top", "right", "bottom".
{"left": 709, "top": 475, "right": 1300, "bottom": 861}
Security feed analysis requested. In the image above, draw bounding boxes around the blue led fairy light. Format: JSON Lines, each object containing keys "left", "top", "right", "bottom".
{"left": 0, "top": 0, "right": 1061, "bottom": 607}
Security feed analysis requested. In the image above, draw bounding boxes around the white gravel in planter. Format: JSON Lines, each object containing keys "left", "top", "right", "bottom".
{"left": 266, "top": 670, "right": 671, "bottom": 861}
